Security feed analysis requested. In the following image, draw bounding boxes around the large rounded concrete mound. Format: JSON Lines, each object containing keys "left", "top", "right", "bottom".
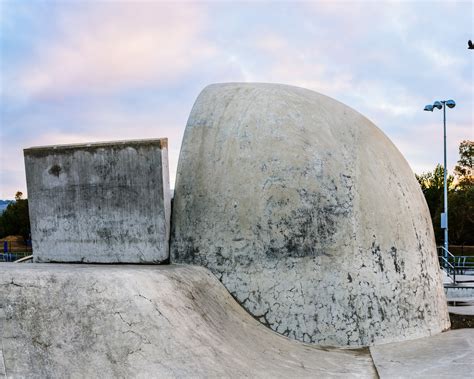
{"left": 171, "top": 83, "right": 450, "bottom": 347}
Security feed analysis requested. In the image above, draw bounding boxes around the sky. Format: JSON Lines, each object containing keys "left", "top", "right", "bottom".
{"left": 0, "top": 0, "right": 472, "bottom": 199}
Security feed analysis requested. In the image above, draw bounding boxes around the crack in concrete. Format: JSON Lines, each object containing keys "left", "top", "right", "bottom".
{"left": 136, "top": 294, "right": 171, "bottom": 324}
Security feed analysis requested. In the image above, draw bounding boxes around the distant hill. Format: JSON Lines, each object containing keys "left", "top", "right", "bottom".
{"left": 0, "top": 200, "right": 13, "bottom": 213}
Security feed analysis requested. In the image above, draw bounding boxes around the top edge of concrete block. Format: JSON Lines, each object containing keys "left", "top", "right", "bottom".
{"left": 24, "top": 138, "right": 168, "bottom": 156}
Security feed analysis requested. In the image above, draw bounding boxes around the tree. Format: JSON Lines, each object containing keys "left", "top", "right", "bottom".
{"left": 448, "top": 186, "right": 474, "bottom": 245}
{"left": 453, "top": 140, "right": 473, "bottom": 189}
{"left": 416, "top": 140, "right": 473, "bottom": 245}
{"left": 450, "top": 140, "right": 474, "bottom": 244}
{"left": 415, "top": 165, "right": 453, "bottom": 243}
{"left": 0, "top": 191, "right": 30, "bottom": 241}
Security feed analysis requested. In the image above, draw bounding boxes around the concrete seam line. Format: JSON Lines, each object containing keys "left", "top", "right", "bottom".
{"left": 0, "top": 346, "right": 6, "bottom": 377}
{"left": 369, "top": 347, "right": 381, "bottom": 379}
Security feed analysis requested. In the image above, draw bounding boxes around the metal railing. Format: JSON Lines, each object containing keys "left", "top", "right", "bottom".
{"left": 0, "top": 251, "right": 32, "bottom": 262}
{"left": 0, "top": 239, "right": 33, "bottom": 262}
{"left": 438, "top": 247, "right": 456, "bottom": 284}
{"left": 1, "top": 240, "right": 33, "bottom": 253}
{"left": 437, "top": 246, "right": 474, "bottom": 285}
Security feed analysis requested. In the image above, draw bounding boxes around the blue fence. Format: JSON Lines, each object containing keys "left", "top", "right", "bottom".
{"left": 0, "top": 239, "right": 32, "bottom": 262}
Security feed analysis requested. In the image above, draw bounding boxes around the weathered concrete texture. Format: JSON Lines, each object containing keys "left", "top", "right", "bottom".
{"left": 0, "top": 264, "right": 377, "bottom": 378}
{"left": 171, "top": 83, "right": 450, "bottom": 346}
{"left": 370, "top": 329, "right": 474, "bottom": 378}
{"left": 24, "top": 139, "right": 171, "bottom": 263}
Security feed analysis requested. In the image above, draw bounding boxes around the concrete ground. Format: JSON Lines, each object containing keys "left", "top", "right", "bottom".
{"left": 443, "top": 270, "right": 474, "bottom": 330}
{"left": 443, "top": 272, "right": 474, "bottom": 285}
{"left": 448, "top": 298, "right": 474, "bottom": 316}
{"left": 370, "top": 329, "right": 474, "bottom": 378}
{"left": 443, "top": 272, "right": 474, "bottom": 299}
{"left": 1, "top": 263, "right": 473, "bottom": 378}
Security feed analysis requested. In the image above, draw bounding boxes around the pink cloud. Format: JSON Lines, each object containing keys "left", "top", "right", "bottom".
{"left": 0, "top": 97, "right": 190, "bottom": 198}
{"left": 14, "top": 2, "right": 215, "bottom": 99}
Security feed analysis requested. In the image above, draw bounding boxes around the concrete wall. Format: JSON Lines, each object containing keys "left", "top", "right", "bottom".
{"left": 24, "top": 139, "right": 170, "bottom": 263}
{"left": 171, "top": 83, "right": 450, "bottom": 347}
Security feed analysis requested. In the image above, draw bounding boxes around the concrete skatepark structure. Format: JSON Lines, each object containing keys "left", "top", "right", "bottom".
{"left": 171, "top": 83, "right": 450, "bottom": 346}
{"left": 1, "top": 83, "right": 471, "bottom": 377}
{"left": 1, "top": 264, "right": 472, "bottom": 378}
{"left": 24, "top": 139, "right": 171, "bottom": 263}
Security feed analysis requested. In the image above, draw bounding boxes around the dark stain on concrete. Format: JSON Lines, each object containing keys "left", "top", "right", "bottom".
{"left": 48, "top": 165, "right": 62, "bottom": 177}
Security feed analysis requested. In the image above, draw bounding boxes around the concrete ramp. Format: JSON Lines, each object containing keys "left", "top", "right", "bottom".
{"left": 0, "top": 264, "right": 376, "bottom": 378}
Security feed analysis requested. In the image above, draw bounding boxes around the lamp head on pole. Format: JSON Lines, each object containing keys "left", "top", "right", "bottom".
{"left": 433, "top": 101, "right": 443, "bottom": 110}
{"left": 423, "top": 99, "right": 456, "bottom": 112}
{"left": 424, "top": 104, "right": 434, "bottom": 112}
{"left": 446, "top": 100, "right": 456, "bottom": 108}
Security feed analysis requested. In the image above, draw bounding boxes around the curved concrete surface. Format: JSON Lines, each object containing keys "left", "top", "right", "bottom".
{"left": 0, "top": 264, "right": 376, "bottom": 378}
{"left": 171, "top": 83, "right": 449, "bottom": 346}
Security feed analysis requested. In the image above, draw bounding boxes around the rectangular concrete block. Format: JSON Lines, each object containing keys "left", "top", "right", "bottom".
{"left": 24, "top": 139, "right": 171, "bottom": 263}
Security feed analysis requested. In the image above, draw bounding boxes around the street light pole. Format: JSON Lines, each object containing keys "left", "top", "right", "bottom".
{"left": 424, "top": 99, "right": 455, "bottom": 257}
{"left": 442, "top": 101, "right": 448, "bottom": 254}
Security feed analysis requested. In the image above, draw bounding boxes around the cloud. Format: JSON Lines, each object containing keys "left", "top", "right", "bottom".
{"left": 0, "top": 94, "right": 193, "bottom": 198}
{"left": 10, "top": 2, "right": 215, "bottom": 99}
{"left": 237, "top": 13, "right": 472, "bottom": 178}
{"left": 1, "top": 1, "right": 472, "bottom": 198}
{"left": 242, "top": 32, "right": 352, "bottom": 95}
{"left": 390, "top": 119, "right": 473, "bottom": 174}
{"left": 243, "top": 31, "right": 422, "bottom": 121}
{"left": 419, "top": 44, "right": 466, "bottom": 72}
